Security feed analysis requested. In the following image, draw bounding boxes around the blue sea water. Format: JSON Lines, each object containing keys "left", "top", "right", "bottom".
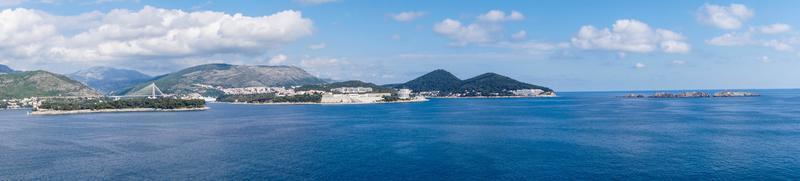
{"left": 1, "top": 90, "right": 800, "bottom": 180}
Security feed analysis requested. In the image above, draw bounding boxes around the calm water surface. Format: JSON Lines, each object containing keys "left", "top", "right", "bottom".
{"left": 2, "top": 90, "right": 800, "bottom": 180}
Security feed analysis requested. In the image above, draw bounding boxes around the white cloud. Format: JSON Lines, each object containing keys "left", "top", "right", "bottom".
{"left": 391, "top": 11, "right": 425, "bottom": 22}
{"left": 758, "top": 23, "right": 791, "bottom": 34}
{"left": 0, "top": 6, "right": 314, "bottom": 67}
{"left": 309, "top": 43, "right": 326, "bottom": 50}
{"left": 762, "top": 40, "right": 793, "bottom": 51}
{"left": 698, "top": 3, "right": 754, "bottom": 29}
{"left": 707, "top": 32, "right": 753, "bottom": 46}
{"left": 672, "top": 60, "right": 686, "bottom": 65}
{"left": 661, "top": 40, "right": 691, "bottom": 53}
{"left": 511, "top": 30, "right": 527, "bottom": 40}
{"left": 477, "top": 10, "right": 524, "bottom": 22}
{"left": 707, "top": 32, "right": 796, "bottom": 52}
{"left": 268, "top": 54, "right": 288, "bottom": 65}
{"left": 570, "top": 19, "right": 690, "bottom": 54}
{"left": 433, "top": 10, "right": 526, "bottom": 45}
{"left": 634, "top": 62, "right": 646, "bottom": 69}
{"left": 293, "top": 0, "right": 336, "bottom": 5}
{"left": 433, "top": 18, "right": 492, "bottom": 45}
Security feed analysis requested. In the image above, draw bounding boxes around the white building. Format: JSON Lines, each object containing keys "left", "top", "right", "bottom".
{"left": 331, "top": 87, "right": 373, "bottom": 94}
{"left": 320, "top": 93, "right": 391, "bottom": 103}
{"left": 397, "top": 89, "right": 412, "bottom": 99}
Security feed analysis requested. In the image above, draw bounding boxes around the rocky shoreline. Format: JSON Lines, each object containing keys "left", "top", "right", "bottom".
{"left": 29, "top": 107, "right": 209, "bottom": 115}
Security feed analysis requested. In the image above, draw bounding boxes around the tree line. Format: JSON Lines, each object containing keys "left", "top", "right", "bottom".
{"left": 37, "top": 98, "right": 206, "bottom": 111}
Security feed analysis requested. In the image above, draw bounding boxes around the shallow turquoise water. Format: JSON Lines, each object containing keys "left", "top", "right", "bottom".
{"left": 1, "top": 90, "right": 800, "bottom": 180}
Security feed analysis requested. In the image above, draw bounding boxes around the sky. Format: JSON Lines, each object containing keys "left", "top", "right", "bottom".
{"left": 0, "top": 0, "right": 799, "bottom": 91}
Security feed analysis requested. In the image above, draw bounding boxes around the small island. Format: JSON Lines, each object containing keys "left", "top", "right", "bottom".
{"left": 623, "top": 91, "right": 760, "bottom": 99}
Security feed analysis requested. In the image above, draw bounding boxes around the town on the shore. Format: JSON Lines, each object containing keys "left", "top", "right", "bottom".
{"left": 0, "top": 64, "right": 558, "bottom": 115}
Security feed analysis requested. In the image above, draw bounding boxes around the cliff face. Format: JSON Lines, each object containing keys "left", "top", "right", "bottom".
{"left": 0, "top": 71, "right": 101, "bottom": 99}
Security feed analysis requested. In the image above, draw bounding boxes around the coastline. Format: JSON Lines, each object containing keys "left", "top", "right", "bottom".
{"left": 28, "top": 107, "right": 209, "bottom": 115}
{"left": 214, "top": 98, "right": 429, "bottom": 105}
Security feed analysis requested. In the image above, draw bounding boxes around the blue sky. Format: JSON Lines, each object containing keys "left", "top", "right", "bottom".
{"left": 1, "top": 0, "right": 800, "bottom": 91}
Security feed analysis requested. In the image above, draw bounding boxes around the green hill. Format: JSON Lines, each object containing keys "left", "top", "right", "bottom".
{"left": 0, "top": 71, "right": 101, "bottom": 99}
{"left": 394, "top": 69, "right": 462, "bottom": 92}
{"left": 392, "top": 69, "right": 554, "bottom": 96}
{"left": 119, "top": 64, "right": 326, "bottom": 96}
{"left": 458, "top": 73, "right": 553, "bottom": 96}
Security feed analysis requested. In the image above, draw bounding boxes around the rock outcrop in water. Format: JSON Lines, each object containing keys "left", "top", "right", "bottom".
{"left": 624, "top": 91, "right": 760, "bottom": 99}
{"left": 650, "top": 92, "right": 710, "bottom": 98}
{"left": 713, "top": 91, "right": 760, "bottom": 97}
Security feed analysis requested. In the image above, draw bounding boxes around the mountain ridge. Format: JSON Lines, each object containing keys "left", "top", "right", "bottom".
{"left": 0, "top": 64, "right": 14, "bottom": 74}
{"left": 119, "top": 63, "right": 326, "bottom": 96}
{"left": 0, "top": 70, "right": 101, "bottom": 99}
{"left": 392, "top": 69, "right": 554, "bottom": 96}
{"left": 68, "top": 66, "right": 152, "bottom": 95}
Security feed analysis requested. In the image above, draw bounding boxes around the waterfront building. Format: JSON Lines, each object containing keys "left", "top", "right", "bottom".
{"left": 331, "top": 87, "right": 373, "bottom": 94}
{"left": 320, "top": 93, "right": 390, "bottom": 103}
{"left": 398, "top": 89, "right": 412, "bottom": 99}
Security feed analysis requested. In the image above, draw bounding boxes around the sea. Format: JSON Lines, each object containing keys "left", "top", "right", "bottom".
{"left": 1, "top": 89, "right": 799, "bottom": 180}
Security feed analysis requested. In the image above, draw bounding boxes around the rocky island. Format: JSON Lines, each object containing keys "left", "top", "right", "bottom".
{"left": 624, "top": 91, "right": 760, "bottom": 99}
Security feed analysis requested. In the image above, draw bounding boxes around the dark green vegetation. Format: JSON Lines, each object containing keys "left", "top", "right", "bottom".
{"left": 297, "top": 80, "right": 394, "bottom": 93}
{"left": 68, "top": 66, "right": 152, "bottom": 95}
{"left": 37, "top": 98, "right": 205, "bottom": 111}
{"left": 0, "top": 71, "right": 101, "bottom": 99}
{"left": 382, "top": 95, "right": 400, "bottom": 102}
{"left": 391, "top": 69, "right": 554, "bottom": 96}
{"left": 394, "top": 69, "right": 462, "bottom": 93}
{"left": 218, "top": 93, "right": 322, "bottom": 103}
{"left": 119, "top": 64, "right": 326, "bottom": 96}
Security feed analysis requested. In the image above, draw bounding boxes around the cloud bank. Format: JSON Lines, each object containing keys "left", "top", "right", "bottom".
{"left": 698, "top": 3, "right": 754, "bottom": 29}
{"left": 571, "top": 19, "right": 690, "bottom": 54}
{"left": 0, "top": 6, "right": 313, "bottom": 68}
